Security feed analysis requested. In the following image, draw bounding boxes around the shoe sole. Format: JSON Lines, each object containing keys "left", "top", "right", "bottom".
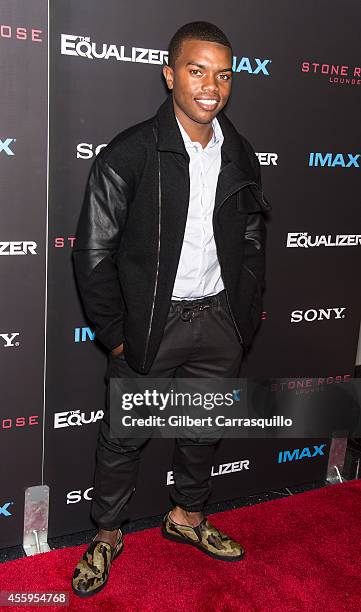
{"left": 161, "top": 525, "right": 245, "bottom": 562}
{"left": 72, "top": 540, "right": 124, "bottom": 598}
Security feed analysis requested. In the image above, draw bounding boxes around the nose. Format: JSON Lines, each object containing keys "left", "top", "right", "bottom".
{"left": 201, "top": 73, "right": 219, "bottom": 94}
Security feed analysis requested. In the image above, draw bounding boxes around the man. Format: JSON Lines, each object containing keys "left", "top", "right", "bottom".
{"left": 71, "top": 21, "right": 271, "bottom": 597}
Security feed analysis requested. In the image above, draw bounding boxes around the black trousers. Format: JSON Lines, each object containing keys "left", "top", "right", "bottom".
{"left": 91, "top": 289, "right": 244, "bottom": 530}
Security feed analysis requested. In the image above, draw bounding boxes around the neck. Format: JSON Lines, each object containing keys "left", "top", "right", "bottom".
{"left": 173, "top": 101, "right": 213, "bottom": 148}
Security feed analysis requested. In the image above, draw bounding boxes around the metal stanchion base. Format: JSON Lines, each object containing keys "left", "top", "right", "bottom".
{"left": 326, "top": 437, "right": 348, "bottom": 484}
{"left": 23, "top": 485, "right": 51, "bottom": 556}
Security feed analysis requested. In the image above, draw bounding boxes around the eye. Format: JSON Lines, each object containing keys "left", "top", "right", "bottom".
{"left": 219, "top": 73, "right": 232, "bottom": 81}
{"left": 190, "top": 68, "right": 202, "bottom": 76}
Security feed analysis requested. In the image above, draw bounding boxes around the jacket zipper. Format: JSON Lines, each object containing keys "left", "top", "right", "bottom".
{"left": 142, "top": 151, "right": 162, "bottom": 369}
{"left": 142, "top": 150, "right": 260, "bottom": 364}
{"left": 224, "top": 287, "right": 244, "bottom": 346}
{"left": 214, "top": 180, "right": 258, "bottom": 347}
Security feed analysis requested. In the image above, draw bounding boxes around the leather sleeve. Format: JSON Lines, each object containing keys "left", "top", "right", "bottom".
{"left": 243, "top": 207, "right": 267, "bottom": 295}
{"left": 72, "top": 157, "right": 130, "bottom": 352}
{"left": 242, "top": 137, "right": 272, "bottom": 294}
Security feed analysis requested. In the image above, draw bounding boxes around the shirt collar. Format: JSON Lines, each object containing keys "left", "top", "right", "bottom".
{"left": 175, "top": 115, "right": 224, "bottom": 150}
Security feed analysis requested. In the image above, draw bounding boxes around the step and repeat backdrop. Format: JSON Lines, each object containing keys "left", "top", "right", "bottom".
{"left": 1, "top": 0, "right": 361, "bottom": 547}
{"left": 0, "top": 0, "right": 48, "bottom": 548}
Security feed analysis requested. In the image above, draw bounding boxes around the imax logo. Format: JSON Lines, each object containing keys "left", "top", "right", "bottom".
{"left": 0, "top": 502, "right": 13, "bottom": 516}
{"left": 278, "top": 444, "right": 326, "bottom": 463}
{"left": 74, "top": 327, "right": 95, "bottom": 342}
{"left": 0, "top": 138, "right": 16, "bottom": 155}
{"left": 309, "top": 153, "right": 360, "bottom": 167}
{"left": 232, "top": 56, "right": 271, "bottom": 75}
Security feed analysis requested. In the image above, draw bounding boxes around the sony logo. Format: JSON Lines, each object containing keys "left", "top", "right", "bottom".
{"left": 66, "top": 487, "right": 93, "bottom": 504}
{"left": 291, "top": 307, "right": 346, "bottom": 322}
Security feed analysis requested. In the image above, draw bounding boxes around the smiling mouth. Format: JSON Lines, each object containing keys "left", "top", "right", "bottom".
{"left": 194, "top": 98, "right": 219, "bottom": 111}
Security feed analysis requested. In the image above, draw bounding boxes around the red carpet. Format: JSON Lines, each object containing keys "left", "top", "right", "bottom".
{"left": 2, "top": 480, "right": 361, "bottom": 611}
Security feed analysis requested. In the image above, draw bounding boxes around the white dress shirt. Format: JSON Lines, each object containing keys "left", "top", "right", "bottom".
{"left": 171, "top": 116, "right": 225, "bottom": 300}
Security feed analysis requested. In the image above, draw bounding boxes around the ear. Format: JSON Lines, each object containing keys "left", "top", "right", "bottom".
{"left": 162, "top": 64, "right": 174, "bottom": 90}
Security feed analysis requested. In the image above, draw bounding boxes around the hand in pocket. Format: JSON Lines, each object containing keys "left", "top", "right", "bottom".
{"left": 110, "top": 343, "right": 124, "bottom": 357}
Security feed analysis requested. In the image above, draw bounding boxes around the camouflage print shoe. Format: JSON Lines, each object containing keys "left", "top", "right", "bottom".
{"left": 161, "top": 511, "right": 245, "bottom": 562}
{"left": 72, "top": 529, "right": 124, "bottom": 598}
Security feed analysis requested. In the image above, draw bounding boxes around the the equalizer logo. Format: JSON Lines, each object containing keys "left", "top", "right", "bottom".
{"left": 61, "top": 34, "right": 168, "bottom": 64}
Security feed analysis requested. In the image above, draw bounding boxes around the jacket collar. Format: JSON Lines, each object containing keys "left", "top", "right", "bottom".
{"left": 175, "top": 114, "right": 224, "bottom": 150}
{"left": 154, "top": 94, "right": 255, "bottom": 180}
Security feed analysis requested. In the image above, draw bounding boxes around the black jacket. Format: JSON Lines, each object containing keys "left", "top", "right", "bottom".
{"left": 72, "top": 94, "right": 271, "bottom": 373}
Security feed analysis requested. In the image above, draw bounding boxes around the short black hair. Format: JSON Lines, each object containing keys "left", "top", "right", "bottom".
{"left": 167, "top": 21, "right": 233, "bottom": 69}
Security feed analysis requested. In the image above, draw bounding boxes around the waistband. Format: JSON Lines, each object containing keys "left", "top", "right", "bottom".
{"left": 170, "top": 290, "right": 226, "bottom": 312}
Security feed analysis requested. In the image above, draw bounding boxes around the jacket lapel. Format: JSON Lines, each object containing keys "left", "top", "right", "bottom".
{"left": 148, "top": 95, "right": 261, "bottom": 309}
{"left": 154, "top": 95, "right": 257, "bottom": 212}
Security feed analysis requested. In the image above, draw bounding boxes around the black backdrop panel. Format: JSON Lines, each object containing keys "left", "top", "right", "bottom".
{"left": 50, "top": 436, "right": 329, "bottom": 537}
{"left": 0, "top": 0, "right": 47, "bottom": 548}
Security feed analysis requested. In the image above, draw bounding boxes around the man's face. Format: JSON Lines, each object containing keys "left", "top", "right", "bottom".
{"left": 163, "top": 38, "right": 233, "bottom": 126}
